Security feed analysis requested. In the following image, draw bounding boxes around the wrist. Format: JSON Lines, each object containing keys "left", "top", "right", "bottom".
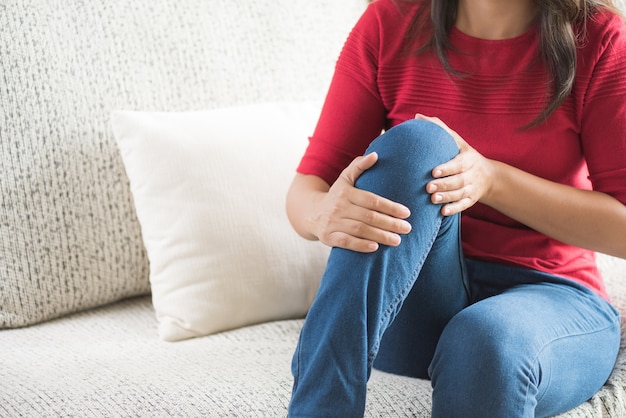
{"left": 304, "top": 191, "right": 326, "bottom": 241}
{"left": 480, "top": 159, "right": 502, "bottom": 207}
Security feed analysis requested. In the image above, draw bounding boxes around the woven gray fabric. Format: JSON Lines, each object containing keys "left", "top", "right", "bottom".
{"left": 0, "top": 297, "right": 432, "bottom": 417}
{"left": 0, "top": 254, "right": 625, "bottom": 418}
{"left": 0, "top": 0, "right": 367, "bottom": 327}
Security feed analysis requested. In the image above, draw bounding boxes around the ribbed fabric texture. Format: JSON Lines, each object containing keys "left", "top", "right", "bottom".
{"left": 298, "top": 0, "right": 626, "bottom": 300}
{"left": 0, "top": 0, "right": 366, "bottom": 327}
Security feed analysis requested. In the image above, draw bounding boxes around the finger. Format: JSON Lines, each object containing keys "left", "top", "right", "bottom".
{"left": 428, "top": 173, "right": 467, "bottom": 194}
{"left": 431, "top": 187, "right": 471, "bottom": 205}
{"left": 343, "top": 152, "right": 378, "bottom": 185}
{"left": 350, "top": 188, "right": 411, "bottom": 220}
{"left": 415, "top": 113, "right": 468, "bottom": 152}
{"left": 349, "top": 204, "right": 412, "bottom": 235}
{"left": 316, "top": 199, "right": 410, "bottom": 250}
{"left": 432, "top": 155, "right": 465, "bottom": 179}
{"left": 345, "top": 218, "right": 404, "bottom": 247}
{"left": 341, "top": 154, "right": 412, "bottom": 219}
{"left": 327, "top": 220, "right": 404, "bottom": 252}
{"left": 328, "top": 231, "right": 380, "bottom": 253}
{"left": 414, "top": 113, "right": 442, "bottom": 124}
{"left": 440, "top": 197, "right": 474, "bottom": 216}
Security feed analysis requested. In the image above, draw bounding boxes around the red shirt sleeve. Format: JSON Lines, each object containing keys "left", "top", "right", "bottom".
{"left": 579, "top": 13, "right": 626, "bottom": 204}
{"left": 296, "top": 3, "right": 387, "bottom": 186}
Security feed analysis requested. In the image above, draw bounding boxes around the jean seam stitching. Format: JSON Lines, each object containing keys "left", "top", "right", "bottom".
{"left": 367, "top": 219, "right": 442, "bottom": 368}
{"left": 533, "top": 319, "right": 620, "bottom": 406}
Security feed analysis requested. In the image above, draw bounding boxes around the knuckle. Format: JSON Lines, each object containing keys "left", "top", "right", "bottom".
{"left": 327, "top": 200, "right": 345, "bottom": 217}
{"left": 395, "top": 219, "right": 407, "bottom": 231}
{"left": 439, "top": 181, "right": 452, "bottom": 192}
{"left": 460, "top": 197, "right": 474, "bottom": 211}
{"left": 335, "top": 187, "right": 351, "bottom": 200}
{"left": 365, "top": 194, "right": 380, "bottom": 210}
{"left": 363, "top": 210, "right": 377, "bottom": 224}
{"left": 318, "top": 213, "right": 333, "bottom": 231}
{"left": 351, "top": 222, "right": 368, "bottom": 237}
{"left": 335, "top": 233, "right": 350, "bottom": 249}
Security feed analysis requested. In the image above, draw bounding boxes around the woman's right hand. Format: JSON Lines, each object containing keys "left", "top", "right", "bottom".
{"left": 286, "top": 152, "right": 412, "bottom": 253}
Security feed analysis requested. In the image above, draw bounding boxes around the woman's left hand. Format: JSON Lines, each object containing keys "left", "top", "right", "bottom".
{"left": 415, "top": 114, "right": 495, "bottom": 216}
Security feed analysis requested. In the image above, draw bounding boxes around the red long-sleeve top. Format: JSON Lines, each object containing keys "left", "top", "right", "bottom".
{"left": 296, "top": 0, "right": 626, "bottom": 299}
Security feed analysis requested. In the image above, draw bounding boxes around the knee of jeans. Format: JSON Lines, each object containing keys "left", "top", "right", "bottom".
{"left": 430, "top": 304, "right": 537, "bottom": 387}
{"left": 366, "top": 119, "right": 459, "bottom": 171}
{"left": 430, "top": 306, "right": 541, "bottom": 417}
{"left": 356, "top": 120, "right": 460, "bottom": 205}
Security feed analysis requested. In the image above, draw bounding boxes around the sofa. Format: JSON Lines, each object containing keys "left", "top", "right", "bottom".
{"left": 1, "top": 0, "right": 625, "bottom": 416}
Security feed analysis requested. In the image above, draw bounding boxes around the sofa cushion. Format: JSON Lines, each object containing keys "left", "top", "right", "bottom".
{"left": 0, "top": 0, "right": 366, "bottom": 328}
{"left": 111, "top": 102, "right": 330, "bottom": 341}
{"left": 0, "top": 297, "right": 435, "bottom": 416}
{"left": 0, "top": 273, "right": 624, "bottom": 417}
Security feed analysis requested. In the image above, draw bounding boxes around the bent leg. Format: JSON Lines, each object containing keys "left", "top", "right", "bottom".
{"left": 430, "top": 275, "right": 621, "bottom": 418}
{"left": 372, "top": 208, "right": 469, "bottom": 378}
{"left": 288, "top": 120, "right": 469, "bottom": 417}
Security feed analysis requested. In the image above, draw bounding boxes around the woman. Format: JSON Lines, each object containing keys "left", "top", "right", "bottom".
{"left": 286, "top": 0, "right": 626, "bottom": 416}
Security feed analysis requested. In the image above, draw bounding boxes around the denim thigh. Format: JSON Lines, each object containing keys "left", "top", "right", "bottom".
{"left": 430, "top": 261, "right": 621, "bottom": 418}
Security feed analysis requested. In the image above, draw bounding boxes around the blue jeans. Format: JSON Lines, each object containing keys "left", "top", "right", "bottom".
{"left": 288, "top": 120, "right": 621, "bottom": 417}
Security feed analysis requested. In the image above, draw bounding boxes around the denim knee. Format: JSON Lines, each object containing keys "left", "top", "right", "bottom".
{"left": 429, "top": 304, "right": 539, "bottom": 417}
{"left": 366, "top": 119, "right": 459, "bottom": 170}
{"left": 429, "top": 282, "right": 621, "bottom": 418}
{"left": 356, "top": 119, "right": 459, "bottom": 206}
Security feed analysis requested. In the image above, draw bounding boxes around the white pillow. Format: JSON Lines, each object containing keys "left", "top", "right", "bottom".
{"left": 111, "top": 102, "right": 329, "bottom": 341}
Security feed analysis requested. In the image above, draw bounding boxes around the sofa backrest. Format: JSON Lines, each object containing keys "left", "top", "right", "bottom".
{"left": 2, "top": 0, "right": 625, "bottom": 328}
{"left": 0, "top": 0, "right": 369, "bottom": 327}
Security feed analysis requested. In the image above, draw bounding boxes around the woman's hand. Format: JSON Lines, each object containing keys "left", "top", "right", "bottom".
{"left": 413, "top": 115, "right": 626, "bottom": 259}
{"left": 415, "top": 114, "right": 495, "bottom": 216}
{"left": 287, "top": 153, "right": 412, "bottom": 253}
{"left": 314, "top": 152, "right": 413, "bottom": 252}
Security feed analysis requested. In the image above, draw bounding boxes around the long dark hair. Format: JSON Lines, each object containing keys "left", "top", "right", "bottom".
{"left": 391, "top": 0, "right": 622, "bottom": 127}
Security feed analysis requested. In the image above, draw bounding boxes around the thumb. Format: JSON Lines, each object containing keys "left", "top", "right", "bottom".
{"left": 343, "top": 152, "right": 378, "bottom": 185}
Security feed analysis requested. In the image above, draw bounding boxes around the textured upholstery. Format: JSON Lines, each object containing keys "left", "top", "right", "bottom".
{"left": 0, "top": 252, "right": 624, "bottom": 417}
{"left": 0, "top": 298, "right": 434, "bottom": 417}
{"left": 1, "top": 0, "right": 625, "bottom": 416}
{"left": 0, "top": 0, "right": 365, "bottom": 327}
